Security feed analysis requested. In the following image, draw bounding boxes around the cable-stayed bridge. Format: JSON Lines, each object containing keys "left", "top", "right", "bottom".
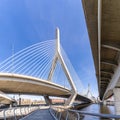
{"left": 0, "top": 28, "right": 92, "bottom": 106}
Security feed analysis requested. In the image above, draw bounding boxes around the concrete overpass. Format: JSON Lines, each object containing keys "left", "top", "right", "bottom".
{"left": 0, "top": 73, "right": 91, "bottom": 103}
{"left": 0, "top": 91, "right": 15, "bottom": 104}
{"left": 82, "top": 0, "right": 120, "bottom": 114}
{"left": 0, "top": 73, "right": 71, "bottom": 97}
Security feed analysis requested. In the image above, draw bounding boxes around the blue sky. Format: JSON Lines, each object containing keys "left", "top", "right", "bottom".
{"left": 0, "top": 0, "right": 98, "bottom": 97}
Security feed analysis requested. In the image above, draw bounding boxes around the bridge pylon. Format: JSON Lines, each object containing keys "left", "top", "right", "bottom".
{"left": 47, "top": 27, "right": 77, "bottom": 106}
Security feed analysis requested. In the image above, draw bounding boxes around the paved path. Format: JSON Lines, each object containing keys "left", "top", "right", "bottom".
{"left": 21, "top": 109, "right": 55, "bottom": 120}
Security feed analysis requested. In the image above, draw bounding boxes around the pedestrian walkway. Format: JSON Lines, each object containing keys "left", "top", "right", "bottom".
{"left": 21, "top": 109, "right": 55, "bottom": 120}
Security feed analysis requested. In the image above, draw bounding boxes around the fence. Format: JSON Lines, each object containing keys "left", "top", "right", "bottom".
{"left": 50, "top": 106, "right": 120, "bottom": 120}
{"left": 0, "top": 105, "right": 40, "bottom": 120}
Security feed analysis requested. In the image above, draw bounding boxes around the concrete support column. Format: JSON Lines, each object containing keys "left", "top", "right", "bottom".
{"left": 65, "top": 92, "right": 77, "bottom": 106}
{"left": 18, "top": 94, "right": 21, "bottom": 106}
{"left": 113, "top": 88, "right": 120, "bottom": 115}
{"left": 103, "top": 100, "right": 106, "bottom": 105}
{"left": 44, "top": 95, "right": 52, "bottom": 105}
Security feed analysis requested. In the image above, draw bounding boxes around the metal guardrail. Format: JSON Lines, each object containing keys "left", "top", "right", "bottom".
{"left": 50, "top": 106, "right": 120, "bottom": 120}
{"left": 0, "top": 105, "right": 40, "bottom": 120}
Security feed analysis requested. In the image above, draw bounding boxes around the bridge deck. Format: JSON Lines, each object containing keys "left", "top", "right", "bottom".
{"left": 21, "top": 109, "right": 55, "bottom": 120}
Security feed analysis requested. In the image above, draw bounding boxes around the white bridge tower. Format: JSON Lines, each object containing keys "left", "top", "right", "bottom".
{"left": 45, "top": 28, "right": 77, "bottom": 106}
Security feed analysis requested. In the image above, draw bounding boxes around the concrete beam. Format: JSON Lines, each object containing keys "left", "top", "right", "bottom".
{"left": 101, "top": 83, "right": 108, "bottom": 86}
{"left": 102, "top": 42, "right": 120, "bottom": 52}
{"left": 65, "top": 92, "right": 77, "bottom": 106}
{"left": 101, "top": 74, "right": 111, "bottom": 79}
{"left": 101, "top": 77, "right": 110, "bottom": 81}
{"left": 113, "top": 88, "right": 120, "bottom": 115}
{"left": 98, "top": 0, "right": 102, "bottom": 93}
{"left": 101, "top": 80, "right": 110, "bottom": 83}
{"left": 0, "top": 73, "right": 71, "bottom": 96}
{"left": 101, "top": 70, "right": 114, "bottom": 76}
{"left": 103, "top": 63, "right": 120, "bottom": 99}
{"left": 101, "top": 80, "right": 109, "bottom": 83}
{"left": 0, "top": 91, "right": 15, "bottom": 104}
{"left": 101, "top": 60, "right": 118, "bottom": 67}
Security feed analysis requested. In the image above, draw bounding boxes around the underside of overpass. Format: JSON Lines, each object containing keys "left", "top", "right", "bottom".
{"left": 82, "top": 0, "right": 120, "bottom": 101}
{"left": 0, "top": 73, "right": 91, "bottom": 104}
{"left": 0, "top": 73, "right": 71, "bottom": 97}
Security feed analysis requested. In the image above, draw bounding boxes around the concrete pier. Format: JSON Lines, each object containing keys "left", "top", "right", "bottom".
{"left": 113, "top": 88, "right": 120, "bottom": 115}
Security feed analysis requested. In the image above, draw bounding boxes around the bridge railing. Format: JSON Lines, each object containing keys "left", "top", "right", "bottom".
{"left": 50, "top": 106, "right": 120, "bottom": 120}
{"left": 0, "top": 105, "right": 40, "bottom": 120}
